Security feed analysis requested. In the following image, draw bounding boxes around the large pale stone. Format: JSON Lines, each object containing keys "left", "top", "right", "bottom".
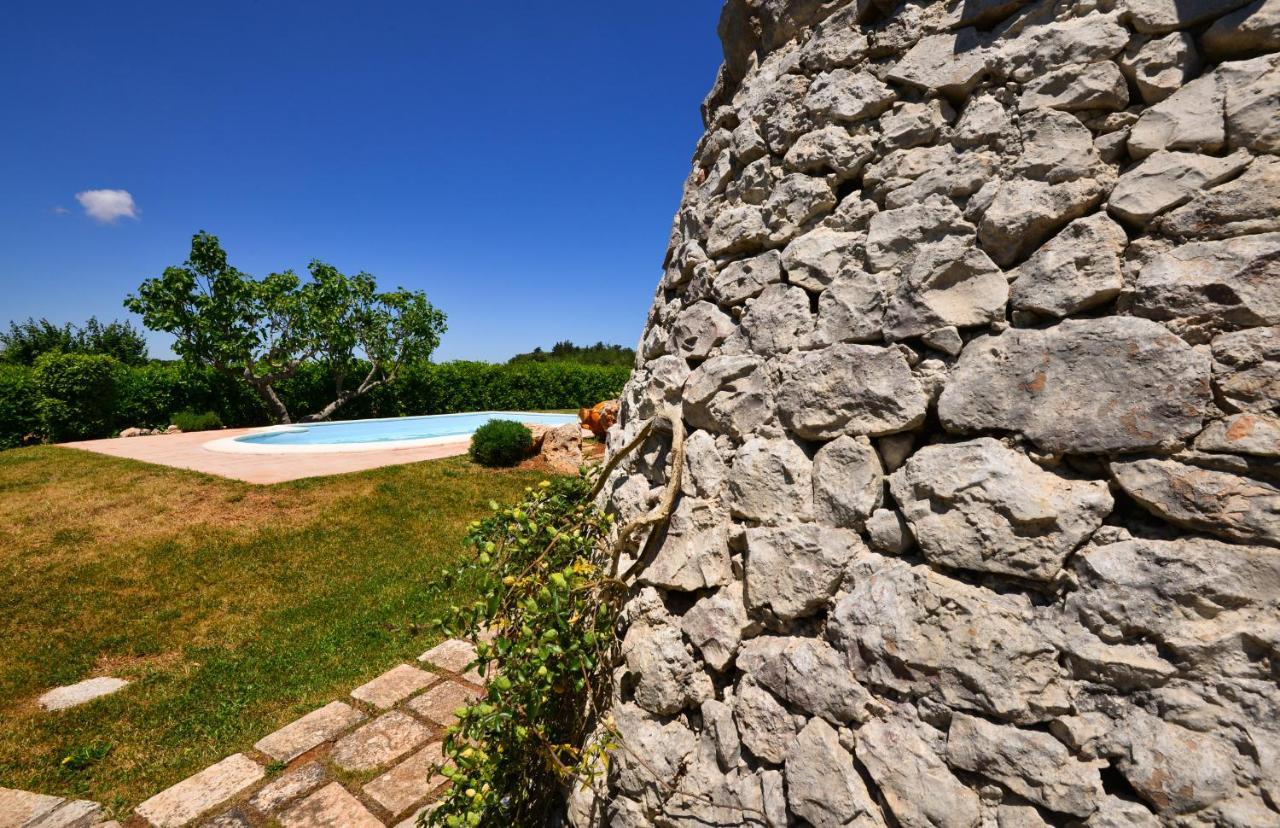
{"left": 1108, "top": 150, "right": 1251, "bottom": 227}
{"left": 744, "top": 524, "right": 863, "bottom": 621}
{"left": 1221, "top": 53, "right": 1280, "bottom": 154}
{"left": 815, "top": 268, "right": 884, "bottom": 344}
{"left": 890, "top": 438, "right": 1113, "bottom": 581}
{"left": 329, "top": 711, "right": 432, "bottom": 772}
{"left": 784, "top": 125, "right": 874, "bottom": 178}
{"left": 135, "top": 754, "right": 265, "bottom": 828}
{"left": 247, "top": 762, "right": 328, "bottom": 815}
{"left": 857, "top": 716, "right": 982, "bottom": 828}
{"left": 773, "top": 344, "right": 928, "bottom": 440}
{"left": 1196, "top": 413, "right": 1280, "bottom": 456}
{"left": 995, "top": 12, "right": 1130, "bottom": 82}
{"left": 418, "top": 638, "right": 478, "bottom": 674}
{"left": 611, "top": 703, "right": 695, "bottom": 800}
{"left": 737, "top": 636, "right": 876, "bottom": 725}
{"left": 785, "top": 718, "right": 881, "bottom": 828}
{"left": 36, "top": 677, "right": 128, "bottom": 711}
{"left": 1019, "top": 61, "right": 1128, "bottom": 111}
{"left": 683, "top": 355, "right": 775, "bottom": 438}
{"left": 946, "top": 714, "right": 1104, "bottom": 817}
{"left": 734, "top": 680, "right": 798, "bottom": 765}
{"left": 670, "top": 301, "right": 735, "bottom": 360}
{"left": 350, "top": 664, "right": 435, "bottom": 710}
{"left": 1009, "top": 213, "right": 1126, "bottom": 318}
{"left": 978, "top": 178, "right": 1104, "bottom": 266}
{"left": 363, "top": 742, "right": 448, "bottom": 818}
{"left": 1124, "top": 0, "right": 1253, "bottom": 33}
{"left": 1203, "top": 0, "right": 1280, "bottom": 58}
{"left": 1156, "top": 155, "right": 1280, "bottom": 240}
{"left": 888, "top": 31, "right": 992, "bottom": 95}
{"left": 681, "top": 582, "right": 751, "bottom": 671}
{"left": 1128, "top": 73, "right": 1225, "bottom": 157}
{"left": 740, "top": 284, "right": 814, "bottom": 355}
{"left": 781, "top": 227, "right": 862, "bottom": 292}
{"left": 952, "top": 93, "right": 1012, "bottom": 148}
{"left": 765, "top": 174, "right": 837, "bottom": 240}
{"left": 813, "top": 434, "right": 883, "bottom": 529}
{"left": 1111, "top": 456, "right": 1280, "bottom": 546}
{"left": 728, "top": 436, "right": 814, "bottom": 523}
{"left": 713, "top": 250, "right": 782, "bottom": 306}
{"left": 938, "top": 317, "right": 1212, "bottom": 454}
{"left": 279, "top": 783, "right": 382, "bottom": 828}
{"left": 1213, "top": 326, "right": 1280, "bottom": 413}
{"left": 708, "top": 205, "right": 770, "bottom": 257}
{"left": 830, "top": 557, "right": 1070, "bottom": 723}
{"left": 1120, "top": 32, "right": 1201, "bottom": 103}
{"left": 1015, "top": 107, "right": 1106, "bottom": 184}
{"left": 879, "top": 99, "right": 951, "bottom": 150}
{"left": 805, "top": 69, "right": 896, "bottom": 122}
{"left": 640, "top": 497, "right": 732, "bottom": 591}
{"left": 1132, "top": 232, "right": 1280, "bottom": 328}
{"left": 1115, "top": 709, "right": 1238, "bottom": 814}
{"left": 621, "top": 616, "right": 713, "bottom": 715}
{"left": 866, "top": 199, "right": 974, "bottom": 273}
{"left": 405, "top": 679, "right": 481, "bottom": 726}
{"left": 882, "top": 237, "right": 1007, "bottom": 339}
{"left": 254, "top": 701, "right": 367, "bottom": 763}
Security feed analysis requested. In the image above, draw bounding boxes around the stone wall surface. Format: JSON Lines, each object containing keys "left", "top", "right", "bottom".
{"left": 583, "top": 0, "right": 1280, "bottom": 825}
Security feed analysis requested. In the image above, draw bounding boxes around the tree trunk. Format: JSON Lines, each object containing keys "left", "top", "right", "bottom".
{"left": 250, "top": 380, "right": 292, "bottom": 424}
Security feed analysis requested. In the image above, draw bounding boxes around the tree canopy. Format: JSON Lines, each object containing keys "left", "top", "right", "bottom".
{"left": 508, "top": 340, "right": 634, "bottom": 367}
{"left": 0, "top": 316, "right": 149, "bottom": 366}
{"left": 125, "top": 231, "right": 447, "bottom": 423}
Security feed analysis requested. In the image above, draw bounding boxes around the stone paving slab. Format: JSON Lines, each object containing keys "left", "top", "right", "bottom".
{"left": 350, "top": 664, "right": 436, "bottom": 710}
{"left": 254, "top": 700, "right": 367, "bottom": 762}
{"left": 279, "top": 783, "right": 382, "bottom": 828}
{"left": 405, "top": 680, "right": 482, "bottom": 727}
{"left": 0, "top": 787, "right": 64, "bottom": 827}
{"left": 246, "top": 762, "right": 328, "bottom": 815}
{"left": 330, "top": 711, "right": 432, "bottom": 773}
{"left": 24, "top": 798, "right": 104, "bottom": 827}
{"left": 417, "top": 639, "right": 477, "bottom": 674}
{"left": 363, "top": 741, "right": 449, "bottom": 818}
{"left": 36, "top": 677, "right": 129, "bottom": 711}
{"left": 134, "top": 753, "right": 264, "bottom": 827}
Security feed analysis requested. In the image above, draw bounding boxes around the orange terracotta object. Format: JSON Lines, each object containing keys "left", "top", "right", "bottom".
{"left": 579, "top": 400, "right": 620, "bottom": 438}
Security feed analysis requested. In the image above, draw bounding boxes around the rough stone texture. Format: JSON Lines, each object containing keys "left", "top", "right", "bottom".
{"left": 590, "top": 1, "right": 1280, "bottom": 825}
{"left": 363, "top": 742, "right": 448, "bottom": 818}
{"left": 134, "top": 754, "right": 264, "bottom": 828}
{"left": 36, "top": 677, "right": 128, "bottom": 711}
{"left": 417, "top": 638, "right": 477, "bottom": 674}
{"left": 279, "top": 783, "right": 382, "bottom": 828}
{"left": 329, "top": 711, "right": 431, "bottom": 773}
{"left": 405, "top": 679, "right": 482, "bottom": 726}
{"left": 349, "top": 664, "right": 435, "bottom": 710}
{"left": 254, "top": 701, "right": 367, "bottom": 763}
{"left": 247, "top": 762, "right": 328, "bottom": 815}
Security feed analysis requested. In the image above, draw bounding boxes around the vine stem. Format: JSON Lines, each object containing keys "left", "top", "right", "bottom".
{"left": 601, "top": 407, "right": 686, "bottom": 581}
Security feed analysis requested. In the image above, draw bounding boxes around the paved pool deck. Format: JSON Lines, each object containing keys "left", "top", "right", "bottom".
{"left": 61, "top": 428, "right": 473, "bottom": 484}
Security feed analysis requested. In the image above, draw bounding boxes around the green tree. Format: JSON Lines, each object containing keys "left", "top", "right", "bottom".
{"left": 125, "top": 231, "right": 447, "bottom": 423}
{"left": 0, "top": 317, "right": 147, "bottom": 366}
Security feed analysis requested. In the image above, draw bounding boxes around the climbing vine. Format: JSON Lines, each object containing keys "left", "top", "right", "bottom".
{"left": 422, "top": 411, "right": 684, "bottom": 827}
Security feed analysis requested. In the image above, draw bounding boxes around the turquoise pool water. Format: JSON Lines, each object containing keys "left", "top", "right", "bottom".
{"left": 235, "top": 411, "right": 578, "bottom": 447}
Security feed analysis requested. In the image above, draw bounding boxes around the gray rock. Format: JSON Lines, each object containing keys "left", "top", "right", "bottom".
{"left": 1203, "top": 0, "right": 1280, "bottom": 58}
{"left": 1080, "top": 798, "right": 1160, "bottom": 826}
{"left": 814, "top": 434, "right": 884, "bottom": 529}
{"left": 1009, "top": 213, "right": 1127, "bottom": 318}
{"left": 1018, "top": 108, "right": 1108, "bottom": 184}
{"left": 714, "top": 250, "right": 783, "bottom": 306}
{"left": 882, "top": 236, "right": 1008, "bottom": 339}
{"left": 888, "top": 30, "right": 993, "bottom": 95}
{"left": 734, "top": 680, "right": 798, "bottom": 765}
{"left": 879, "top": 99, "right": 952, "bottom": 150}
{"left": 1019, "top": 61, "right": 1129, "bottom": 111}
{"left": 728, "top": 436, "right": 814, "bottom": 524}
{"left": 865, "top": 508, "right": 914, "bottom": 554}
{"left": 744, "top": 524, "right": 862, "bottom": 621}
{"left": 877, "top": 149, "right": 1001, "bottom": 210}
{"left": 36, "top": 676, "right": 129, "bottom": 711}
{"left": 922, "top": 325, "right": 963, "bottom": 355}
{"left": 1132, "top": 232, "right": 1280, "bottom": 328}
{"left": 670, "top": 301, "right": 735, "bottom": 360}
{"left": 640, "top": 497, "right": 733, "bottom": 592}
{"left": 708, "top": 205, "right": 770, "bottom": 257}
{"left": 866, "top": 198, "right": 975, "bottom": 273}
{"left": 978, "top": 178, "right": 1104, "bottom": 266}
{"left": 1128, "top": 73, "right": 1225, "bottom": 157}
{"left": 1213, "top": 326, "right": 1280, "bottom": 413}
{"left": 681, "top": 582, "right": 752, "bottom": 671}
{"left": 939, "top": 317, "right": 1212, "bottom": 454}
{"left": 785, "top": 718, "right": 882, "bottom": 828}
{"left": 612, "top": 703, "right": 695, "bottom": 799}
{"left": 1115, "top": 708, "right": 1238, "bottom": 814}
{"left": 1155, "top": 155, "right": 1280, "bottom": 240}
{"left": 1120, "top": 32, "right": 1201, "bottom": 103}
{"left": 1124, "top": 0, "right": 1253, "bottom": 33}
{"left": 737, "top": 636, "right": 877, "bottom": 725}
{"left": 732, "top": 157, "right": 780, "bottom": 206}
{"left": 857, "top": 716, "right": 982, "bottom": 828}
{"left": 681, "top": 429, "right": 729, "bottom": 498}
{"left": 830, "top": 557, "right": 1070, "bottom": 723}
{"left": 782, "top": 227, "right": 863, "bottom": 292}
{"left": 765, "top": 174, "right": 838, "bottom": 241}
{"left": 1196, "top": 413, "right": 1280, "bottom": 456}
{"left": 806, "top": 69, "right": 896, "bottom": 123}
{"left": 890, "top": 437, "right": 1113, "bottom": 581}
{"left": 741, "top": 284, "right": 814, "bottom": 355}
{"left": 952, "top": 93, "right": 1012, "bottom": 148}
{"left": 684, "top": 355, "right": 775, "bottom": 438}
{"left": 1110, "top": 456, "right": 1280, "bottom": 546}
{"left": 1221, "top": 53, "right": 1280, "bottom": 154}
{"left": 784, "top": 126, "right": 874, "bottom": 178}
{"left": 701, "top": 697, "right": 741, "bottom": 770}
{"left": 995, "top": 12, "right": 1130, "bottom": 82}
{"left": 997, "top": 804, "right": 1053, "bottom": 827}
{"left": 1108, "top": 150, "right": 1251, "bottom": 227}
{"left": 621, "top": 615, "right": 713, "bottom": 715}
{"left": 946, "top": 714, "right": 1105, "bottom": 817}
{"left": 774, "top": 343, "right": 929, "bottom": 440}
{"left": 815, "top": 268, "right": 885, "bottom": 344}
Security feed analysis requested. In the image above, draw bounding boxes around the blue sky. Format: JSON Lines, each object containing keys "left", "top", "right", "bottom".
{"left": 0, "top": 2, "right": 723, "bottom": 361}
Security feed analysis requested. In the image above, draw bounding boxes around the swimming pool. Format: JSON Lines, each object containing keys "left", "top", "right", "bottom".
{"left": 204, "top": 411, "right": 579, "bottom": 454}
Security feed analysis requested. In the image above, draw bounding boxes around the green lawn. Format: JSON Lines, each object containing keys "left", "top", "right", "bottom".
{"left": 0, "top": 446, "right": 551, "bottom": 815}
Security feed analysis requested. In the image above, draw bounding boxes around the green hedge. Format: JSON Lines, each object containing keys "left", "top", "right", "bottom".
{"left": 0, "top": 360, "right": 630, "bottom": 445}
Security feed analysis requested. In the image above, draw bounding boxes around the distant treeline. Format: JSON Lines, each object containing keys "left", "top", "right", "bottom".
{"left": 508, "top": 340, "right": 635, "bottom": 367}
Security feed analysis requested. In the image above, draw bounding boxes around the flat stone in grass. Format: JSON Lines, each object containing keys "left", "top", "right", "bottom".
{"left": 330, "top": 711, "right": 431, "bottom": 772}
{"left": 247, "top": 761, "right": 328, "bottom": 815}
{"left": 134, "top": 753, "right": 264, "bottom": 828}
{"left": 350, "top": 664, "right": 436, "bottom": 710}
{"left": 417, "top": 638, "right": 476, "bottom": 673}
{"left": 25, "top": 798, "right": 105, "bottom": 826}
{"left": 363, "top": 741, "right": 449, "bottom": 818}
{"left": 37, "top": 677, "right": 128, "bottom": 711}
{"left": 0, "top": 787, "right": 104, "bottom": 827}
{"left": 406, "top": 680, "right": 483, "bottom": 726}
{"left": 279, "top": 783, "right": 382, "bottom": 828}
{"left": 253, "top": 700, "right": 366, "bottom": 762}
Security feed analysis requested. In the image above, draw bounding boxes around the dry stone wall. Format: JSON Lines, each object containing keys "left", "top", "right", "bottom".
{"left": 586, "top": 0, "right": 1280, "bottom": 825}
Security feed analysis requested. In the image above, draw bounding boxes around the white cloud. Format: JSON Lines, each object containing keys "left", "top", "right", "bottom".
{"left": 75, "top": 189, "right": 139, "bottom": 223}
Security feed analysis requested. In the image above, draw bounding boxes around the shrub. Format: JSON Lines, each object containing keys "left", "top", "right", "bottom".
{"left": 0, "top": 364, "right": 40, "bottom": 448}
{"left": 33, "top": 352, "right": 120, "bottom": 441}
{"left": 469, "top": 419, "right": 533, "bottom": 467}
{"left": 170, "top": 410, "right": 223, "bottom": 432}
